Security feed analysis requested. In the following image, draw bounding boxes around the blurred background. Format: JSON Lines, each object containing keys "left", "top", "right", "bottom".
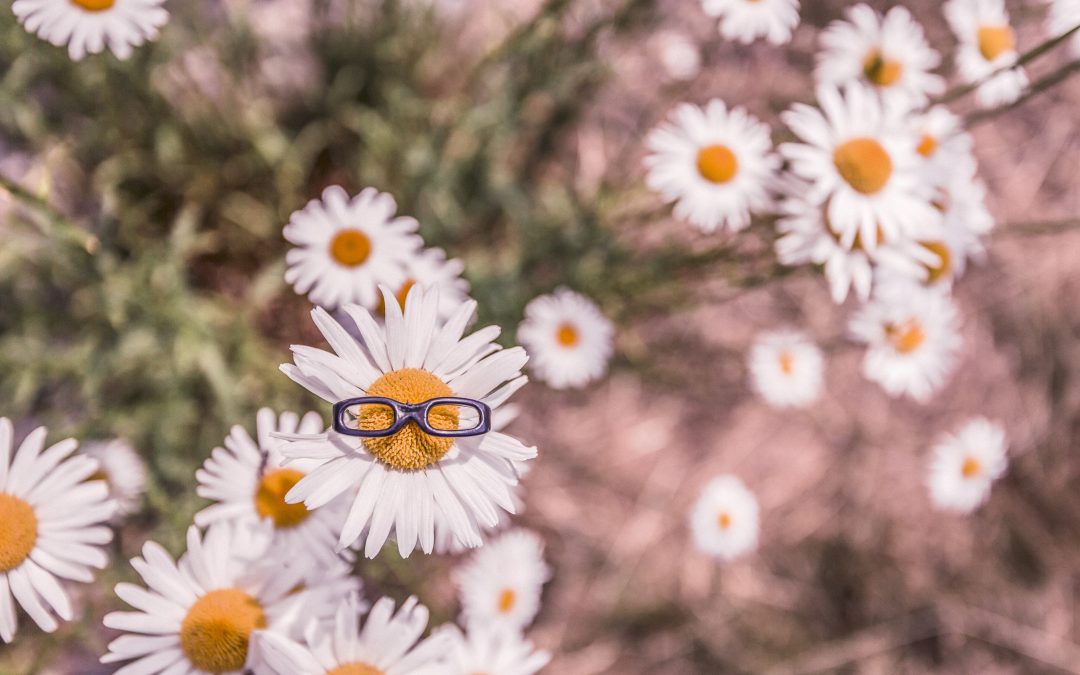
{"left": 1, "top": 0, "right": 1079, "bottom": 672}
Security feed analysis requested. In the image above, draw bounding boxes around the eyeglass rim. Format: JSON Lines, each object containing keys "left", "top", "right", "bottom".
{"left": 331, "top": 396, "right": 492, "bottom": 438}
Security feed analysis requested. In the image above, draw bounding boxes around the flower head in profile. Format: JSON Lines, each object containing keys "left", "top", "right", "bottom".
{"left": 517, "top": 288, "right": 614, "bottom": 390}
{"left": 13, "top": 0, "right": 168, "bottom": 61}
{"left": 690, "top": 475, "right": 760, "bottom": 562}
{"left": 928, "top": 417, "right": 1008, "bottom": 513}
{"left": 81, "top": 437, "right": 146, "bottom": 519}
{"left": 701, "top": 0, "right": 800, "bottom": 45}
{"left": 0, "top": 419, "right": 115, "bottom": 642}
{"left": 277, "top": 285, "right": 536, "bottom": 558}
{"left": 454, "top": 529, "right": 550, "bottom": 632}
{"left": 945, "top": 0, "right": 1028, "bottom": 107}
{"left": 437, "top": 622, "right": 551, "bottom": 675}
{"left": 748, "top": 330, "right": 825, "bottom": 408}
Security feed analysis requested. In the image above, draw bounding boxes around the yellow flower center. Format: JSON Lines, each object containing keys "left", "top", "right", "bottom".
{"left": 717, "top": 511, "right": 732, "bottom": 530}
{"left": 326, "top": 664, "right": 385, "bottom": 675}
{"left": 556, "top": 323, "right": 580, "bottom": 347}
{"left": 961, "top": 456, "right": 981, "bottom": 478}
{"left": 977, "top": 25, "right": 1015, "bottom": 61}
{"left": 916, "top": 134, "right": 938, "bottom": 158}
{"left": 179, "top": 588, "right": 267, "bottom": 674}
{"left": 862, "top": 49, "right": 903, "bottom": 87}
{"left": 696, "top": 144, "right": 739, "bottom": 184}
{"left": 254, "top": 469, "right": 311, "bottom": 529}
{"left": 919, "top": 240, "right": 951, "bottom": 285}
{"left": 87, "top": 468, "right": 110, "bottom": 484}
{"left": 361, "top": 368, "right": 459, "bottom": 470}
{"left": 778, "top": 351, "right": 795, "bottom": 375}
{"left": 330, "top": 229, "right": 372, "bottom": 267}
{"left": 497, "top": 588, "right": 517, "bottom": 614}
{"left": 885, "top": 320, "right": 925, "bottom": 354}
{"left": 833, "top": 137, "right": 893, "bottom": 195}
{"left": 70, "top": 0, "right": 115, "bottom": 11}
{"left": 0, "top": 493, "right": 38, "bottom": 573}
{"left": 377, "top": 279, "right": 416, "bottom": 316}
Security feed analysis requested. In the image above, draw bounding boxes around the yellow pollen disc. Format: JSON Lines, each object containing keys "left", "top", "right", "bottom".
{"left": 326, "top": 664, "right": 385, "bottom": 675}
{"left": 696, "top": 144, "right": 739, "bottom": 184}
{"left": 70, "top": 0, "right": 115, "bottom": 10}
{"left": 977, "top": 25, "right": 1015, "bottom": 61}
{"left": 833, "top": 137, "right": 893, "bottom": 195}
{"left": 87, "top": 468, "right": 110, "bottom": 484}
{"left": 254, "top": 468, "right": 311, "bottom": 529}
{"left": 497, "top": 588, "right": 517, "bottom": 614}
{"left": 961, "top": 456, "right": 981, "bottom": 478}
{"left": 885, "top": 320, "right": 926, "bottom": 354}
{"left": 556, "top": 323, "right": 580, "bottom": 347}
{"left": 917, "top": 134, "right": 938, "bottom": 158}
{"left": 778, "top": 351, "right": 795, "bottom": 375}
{"left": 919, "top": 240, "right": 951, "bottom": 285}
{"left": 361, "top": 368, "right": 459, "bottom": 470}
{"left": 862, "top": 49, "right": 903, "bottom": 87}
{"left": 179, "top": 588, "right": 266, "bottom": 674}
{"left": 717, "top": 511, "right": 732, "bottom": 530}
{"left": 0, "top": 493, "right": 38, "bottom": 573}
{"left": 330, "top": 229, "right": 372, "bottom": 267}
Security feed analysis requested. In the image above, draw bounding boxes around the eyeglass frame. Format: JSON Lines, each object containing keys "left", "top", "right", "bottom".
{"left": 331, "top": 396, "right": 492, "bottom": 438}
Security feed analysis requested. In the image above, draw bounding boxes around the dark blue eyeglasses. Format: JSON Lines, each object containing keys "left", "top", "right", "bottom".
{"left": 332, "top": 396, "right": 492, "bottom": 438}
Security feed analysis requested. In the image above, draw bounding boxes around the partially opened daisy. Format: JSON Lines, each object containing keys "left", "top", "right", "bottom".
{"left": 0, "top": 419, "right": 115, "bottom": 643}
{"left": 645, "top": 99, "right": 779, "bottom": 234}
{"left": 259, "top": 593, "right": 449, "bottom": 675}
{"left": 748, "top": 330, "right": 825, "bottom": 408}
{"left": 945, "top": 0, "right": 1028, "bottom": 108}
{"left": 81, "top": 437, "right": 147, "bottom": 518}
{"left": 194, "top": 408, "right": 348, "bottom": 568}
{"left": 13, "top": 0, "right": 168, "bottom": 61}
{"left": 690, "top": 475, "right": 760, "bottom": 562}
{"left": 780, "top": 84, "right": 940, "bottom": 251}
{"left": 284, "top": 186, "right": 422, "bottom": 310}
{"left": 701, "top": 0, "right": 800, "bottom": 45}
{"left": 816, "top": 4, "right": 943, "bottom": 109}
{"left": 454, "top": 529, "right": 550, "bottom": 631}
{"left": 927, "top": 417, "right": 1007, "bottom": 513}
{"left": 848, "top": 281, "right": 962, "bottom": 402}
{"left": 381, "top": 246, "right": 471, "bottom": 321}
{"left": 277, "top": 285, "right": 536, "bottom": 558}
{"left": 517, "top": 288, "right": 614, "bottom": 390}
{"left": 437, "top": 622, "right": 551, "bottom": 675}
{"left": 1050, "top": 0, "right": 1080, "bottom": 58}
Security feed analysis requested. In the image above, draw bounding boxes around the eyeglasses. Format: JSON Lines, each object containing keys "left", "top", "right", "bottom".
{"left": 331, "top": 396, "right": 492, "bottom": 438}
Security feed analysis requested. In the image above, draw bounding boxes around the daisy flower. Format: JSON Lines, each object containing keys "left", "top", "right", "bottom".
{"left": 1050, "top": 0, "right": 1080, "bottom": 58}
{"left": 816, "top": 4, "right": 944, "bottom": 109}
{"left": 277, "top": 285, "right": 536, "bottom": 558}
{"left": 381, "top": 247, "right": 471, "bottom": 321}
{"left": 927, "top": 417, "right": 1008, "bottom": 513}
{"left": 748, "top": 330, "right": 825, "bottom": 408}
{"left": 653, "top": 30, "right": 702, "bottom": 82}
{"left": 945, "top": 0, "right": 1028, "bottom": 108}
{"left": 454, "top": 529, "right": 550, "bottom": 631}
{"left": 848, "top": 282, "right": 962, "bottom": 402}
{"left": 81, "top": 437, "right": 147, "bottom": 518}
{"left": 284, "top": 186, "right": 423, "bottom": 311}
{"left": 259, "top": 593, "right": 449, "bottom": 675}
{"left": 194, "top": 408, "right": 349, "bottom": 569}
{"left": 689, "top": 475, "right": 760, "bottom": 562}
{"left": 0, "top": 419, "right": 115, "bottom": 643}
{"left": 909, "top": 106, "right": 975, "bottom": 185}
{"left": 701, "top": 0, "right": 800, "bottom": 45}
{"left": 101, "top": 521, "right": 337, "bottom": 675}
{"left": 516, "top": 288, "right": 614, "bottom": 390}
{"left": 437, "top": 623, "right": 551, "bottom": 675}
{"left": 780, "top": 84, "right": 940, "bottom": 252}
{"left": 645, "top": 99, "right": 780, "bottom": 234}
{"left": 13, "top": 0, "right": 168, "bottom": 61}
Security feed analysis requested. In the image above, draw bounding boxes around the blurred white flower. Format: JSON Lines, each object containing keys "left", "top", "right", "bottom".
{"left": 908, "top": 106, "right": 975, "bottom": 186}
{"left": 702, "top": 0, "right": 800, "bottom": 45}
{"left": 1050, "top": 0, "right": 1080, "bottom": 57}
{"left": 653, "top": 30, "right": 702, "bottom": 81}
{"left": 81, "top": 438, "right": 146, "bottom": 519}
{"left": 928, "top": 417, "right": 1008, "bottom": 513}
{"left": 690, "top": 475, "right": 760, "bottom": 562}
{"left": 437, "top": 622, "right": 551, "bottom": 675}
{"left": 0, "top": 419, "right": 115, "bottom": 643}
{"left": 945, "top": 0, "right": 1028, "bottom": 108}
{"left": 13, "top": 0, "right": 168, "bottom": 61}
{"left": 517, "top": 288, "right": 614, "bottom": 390}
{"left": 748, "top": 330, "right": 825, "bottom": 408}
{"left": 454, "top": 529, "right": 551, "bottom": 631}
{"left": 646, "top": 99, "right": 780, "bottom": 233}
{"left": 384, "top": 247, "right": 472, "bottom": 321}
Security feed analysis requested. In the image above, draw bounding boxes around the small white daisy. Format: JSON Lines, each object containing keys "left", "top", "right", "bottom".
{"left": 1050, "top": 0, "right": 1080, "bottom": 58}
{"left": 780, "top": 84, "right": 940, "bottom": 252}
{"left": 927, "top": 417, "right": 1008, "bottom": 513}
{"left": 454, "top": 529, "right": 550, "bottom": 631}
{"left": 701, "top": 0, "right": 800, "bottom": 45}
{"left": 690, "top": 475, "right": 760, "bottom": 562}
{"left": 0, "top": 419, "right": 115, "bottom": 643}
{"left": 848, "top": 281, "right": 962, "bottom": 402}
{"left": 653, "top": 30, "right": 702, "bottom": 81}
{"left": 516, "top": 288, "right": 614, "bottom": 390}
{"left": 748, "top": 330, "right": 825, "bottom": 408}
{"left": 81, "top": 437, "right": 147, "bottom": 518}
{"left": 908, "top": 106, "right": 976, "bottom": 185}
{"left": 284, "top": 185, "right": 423, "bottom": 311}
{"left": 945, "top": 0, "right": 1028, "bottom": 108}
{"left": 381, "top": 247, "right": 471, "bottom": 321}
{"left": 437, "top": 623, "right": 551, "bottom": 675}
{"left": 259, "top": 593, "right": 449, "bottom": 675}
{"left": 277, "top": 285, "right": 536, "bottom": 558}
{"left": 13, "top": 0, "right": 168, "bottom": 61}
{"left": 816, "top": 4, "right": 944, "bottom": 109}
{"left": 645, "top": 99, "right": 780, "bottom": 234}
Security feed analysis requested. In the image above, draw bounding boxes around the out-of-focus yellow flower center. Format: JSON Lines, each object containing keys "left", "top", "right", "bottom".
{"left": 823, "top": 202, "right": 884, "bottom": 251}
{"left": 833, "top": 138, "right": 893, "bottom": 195}
{"left": 498, "top": 588, "right": 517, "bottom": 613}
{"left": 917, "top": 134, "right": 938, "bottom": 158}
{"left": 361, "top": 368, "right": 459, "bottom": 470}
{"left": 919, "top": 240, "right": 952, "bottom": 285}
{"left": 556, "top": 323, "right": 580, "bottom": 347}
{"left": 326, "top": 664, "right": 385, "bottom": 675}
{"left": 0, "top": 493, "right": 37, "bottom": 573}
{"left": 961, "top": 456, "right": 981, "bottom": 478}
{"left": 696, "top": 144, "right": 739, "bottom": 184}
{"left": 977, "top": 25, "right": 1015, "bottom": 61}
{"left": 87, "top": 468, "right": 110, "bottom": 484}
{"left": 885, "top": 320, "right": 925, "bottom": 354}
{"left": 330, "top": 229, "right": 372, "bottom": 267}
{"left": 179, "top": 588, "right": 266, "bottom": 674}
{"left": 377, "top": 279, "right": 415, "bottom": 316}
{"left": 70, "top": 0, "right": 115, "bottom": 11}
{"left": 862, "top": 50, "right": 903, "bottom": 87}
{"left": 778, "top": 351, "right": 795, "bottom": 375}
{"left": 254, "top": 469, "right": 310, "bottom": 529}
{"left": 717, "top": 511, "right": 732, "bottom": 530}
